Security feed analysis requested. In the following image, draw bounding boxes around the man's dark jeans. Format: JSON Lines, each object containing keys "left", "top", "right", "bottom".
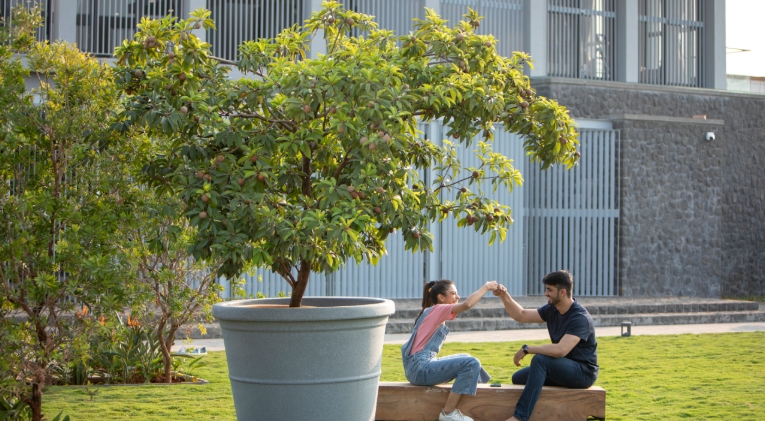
{"left": 511, "top": 354, "right": 596, "bottom": 421}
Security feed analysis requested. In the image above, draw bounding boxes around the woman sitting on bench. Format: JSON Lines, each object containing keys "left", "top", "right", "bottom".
{"left": 401, "top": 279, "right": 499, "bottom": 421}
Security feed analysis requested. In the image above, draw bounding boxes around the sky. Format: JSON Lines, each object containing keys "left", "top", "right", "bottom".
{"left": 726, "top": 0, "right": 765, "bottom": 77}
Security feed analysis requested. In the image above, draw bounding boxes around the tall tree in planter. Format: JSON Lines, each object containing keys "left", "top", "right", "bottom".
{"left": 114, "top": 1, "right": 579, "bottom": 308}
{"left": 0, "top": 7, "right": 133, "bottom": 420}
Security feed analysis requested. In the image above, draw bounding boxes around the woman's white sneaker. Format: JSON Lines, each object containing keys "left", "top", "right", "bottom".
{"left": 439, "top": 408, "right": 474, "bottom": 421}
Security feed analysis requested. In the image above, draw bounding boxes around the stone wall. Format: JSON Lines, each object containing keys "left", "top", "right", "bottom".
{"left": 531, "top": 78, "right": 765, "bottom": 297}
{"left": 614, "top": 119, "right": 723, "bottom": 297}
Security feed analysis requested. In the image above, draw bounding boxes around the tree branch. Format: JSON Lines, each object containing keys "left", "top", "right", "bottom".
{"left": 301, "top": 155, "right": 313, "bottom": 198}
{"left": 209, "top": 55, "right": 238, "bottom": 66}
{"left": 332, "top": 153, "right": 352, "bottom": 181}
{"left": 433, "top": 163, "right": 486, "bottom": 193}
{"left": 228, "top": 111, "right": 297, "bottom": 132}
{"left": 276, "top": 260, "right": 296, "bottom": 288}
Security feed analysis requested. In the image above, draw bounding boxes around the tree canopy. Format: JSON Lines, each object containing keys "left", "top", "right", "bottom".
{"left": 114, "top": 1, "right": 579, "bottom": 307}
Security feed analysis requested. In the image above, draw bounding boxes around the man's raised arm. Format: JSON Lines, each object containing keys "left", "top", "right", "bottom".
{"left": 494, "top": 286, "right": 544, "bottom": 324}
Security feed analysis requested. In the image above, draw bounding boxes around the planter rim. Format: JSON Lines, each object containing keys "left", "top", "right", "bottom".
{"left": 212, "top": 296, "right": 395, "bottom": 322}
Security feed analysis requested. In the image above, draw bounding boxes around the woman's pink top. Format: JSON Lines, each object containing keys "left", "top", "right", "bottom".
{"left": 408, "top": 304, "right": 457, "bottom": 355}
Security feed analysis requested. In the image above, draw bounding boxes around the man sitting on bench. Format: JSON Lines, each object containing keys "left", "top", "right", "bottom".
{"left": 494, "top": 270, "right": 599, "bottom": 421}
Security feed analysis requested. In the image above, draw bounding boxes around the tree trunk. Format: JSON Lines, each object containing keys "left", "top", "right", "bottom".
{"left": 156, "top": 319, "right": 177, "bottom": 384}
{"left": 29, "top": 382, "right": 43, "bottom": 421}
{"left": 288, "top": 259, "right": 311, "bottom": 307}
{"left": 163, "top": 325, "right": 179, "bottom": 383}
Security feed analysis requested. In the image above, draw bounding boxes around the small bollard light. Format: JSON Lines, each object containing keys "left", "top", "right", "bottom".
{"left": 621, "top": 321, "right": 632, "bottom": 337}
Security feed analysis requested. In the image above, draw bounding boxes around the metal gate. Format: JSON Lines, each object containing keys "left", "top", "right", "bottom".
{"left": 228, "top": 126, "right": 620, "bottom": 298}
{"left": 434, "top": 125, "right": 526, "bottom": 297}
{"left": 524, "top": 128, "right": 620, "bottom": 296}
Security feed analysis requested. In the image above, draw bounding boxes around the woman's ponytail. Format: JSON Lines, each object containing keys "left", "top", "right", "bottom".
{"left": 421, "top": 280, "right": 437, "bottom": 309}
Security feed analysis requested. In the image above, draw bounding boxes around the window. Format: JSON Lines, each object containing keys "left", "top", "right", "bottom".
{"left": 548, "top": 0, "right": 616, "bottom": 80}
{"left": 1, "top": 0, "right": 54, "bottom": 43}
{"left": 441, "top": 0, "right": 524, "bottom": 58}
{"left": 206, "top": 0, "right": 304, "bottom": 61}
{"left": 76, "top": 0, "right": 184, "bottom": 57}
{"left": 639, "top": 0, "right": 705, "bottom": 87}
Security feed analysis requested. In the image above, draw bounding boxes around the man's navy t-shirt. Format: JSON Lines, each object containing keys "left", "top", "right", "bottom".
{"left": 537, "top": 299, "right": 599, "bottom": 378}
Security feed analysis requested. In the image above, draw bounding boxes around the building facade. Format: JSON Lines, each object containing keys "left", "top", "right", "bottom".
{"left": 5, "top": 0, "right": 763, "bottom": 298}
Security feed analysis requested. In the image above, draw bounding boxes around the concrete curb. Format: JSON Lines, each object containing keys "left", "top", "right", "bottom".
{"left": 172, "top": 322, "right": 765, "bottom": 352}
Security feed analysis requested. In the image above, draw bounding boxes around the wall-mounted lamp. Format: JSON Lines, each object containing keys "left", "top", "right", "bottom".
{"left": 705, "top": 132, "right": 715, "bottom": 141}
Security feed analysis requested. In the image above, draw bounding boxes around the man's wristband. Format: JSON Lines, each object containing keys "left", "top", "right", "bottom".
{"left": 521, "top": 344, "right": 529, "bottom": 354}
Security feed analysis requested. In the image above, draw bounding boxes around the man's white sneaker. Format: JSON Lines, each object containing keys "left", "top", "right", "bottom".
{"left": 439, "top": 408, "right": 474, "bottom": 421}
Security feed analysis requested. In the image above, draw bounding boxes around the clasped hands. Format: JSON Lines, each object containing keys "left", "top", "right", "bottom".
{"left": 484, "top": 281, "right": 506, "bottom": 293}
{"left": 492, "top": 283, "right": 508, "bottom": 296}
{"left": 483, "top": 281, "right": 508, "bottom": 296}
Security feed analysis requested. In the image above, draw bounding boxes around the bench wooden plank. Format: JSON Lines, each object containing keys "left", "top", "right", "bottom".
{"left": 376, "top": 382, "right": 606, "bottom": 421}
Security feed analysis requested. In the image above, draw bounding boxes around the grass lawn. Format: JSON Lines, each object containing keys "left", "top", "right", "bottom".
{"left": 44, "top": 331, "right": 764, "bottom": 420}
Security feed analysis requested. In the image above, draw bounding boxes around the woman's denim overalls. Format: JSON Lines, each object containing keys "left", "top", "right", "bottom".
{"left": 401, "top": 307, "right": 491, "bottom": 395}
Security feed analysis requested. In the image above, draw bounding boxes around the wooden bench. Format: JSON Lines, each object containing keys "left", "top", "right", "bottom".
{"left": 376, "top": 382, "right": 606, "bottom": 421}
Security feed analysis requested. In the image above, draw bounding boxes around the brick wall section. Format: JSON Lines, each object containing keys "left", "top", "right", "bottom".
{"left": 530, "top": 78, "right": 765, "bottom": 297}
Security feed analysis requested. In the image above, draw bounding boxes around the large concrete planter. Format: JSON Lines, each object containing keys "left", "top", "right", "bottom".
{"left": 212, "top": 297, "right": 395, "bottom": 421}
